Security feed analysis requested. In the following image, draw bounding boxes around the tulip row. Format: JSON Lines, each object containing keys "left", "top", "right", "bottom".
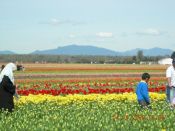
{"left": 15, "top": 93, "right": 165, "bottom": 105}
{"left": 17, "top": 85, "right": 166, "bottom": 96}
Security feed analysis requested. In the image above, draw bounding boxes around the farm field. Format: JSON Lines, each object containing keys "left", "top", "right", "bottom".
{"left": 1, "top": 63, "right": 174, "bottom": 130}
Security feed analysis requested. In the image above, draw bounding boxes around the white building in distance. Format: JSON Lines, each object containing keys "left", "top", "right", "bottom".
{"left": 158, "top": 58, "right": 172, "bottom": 65}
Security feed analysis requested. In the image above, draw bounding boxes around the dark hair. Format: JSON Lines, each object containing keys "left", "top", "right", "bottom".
{"left": 1, "top": 65, "right": 5, "bottom": 71}
{"left": 142, "top": 73, "right": 150, "bottom": 80}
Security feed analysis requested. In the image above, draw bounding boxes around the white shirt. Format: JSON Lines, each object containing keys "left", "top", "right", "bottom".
{"left": 166, "top": 65, "right": 175, "bottom": 86}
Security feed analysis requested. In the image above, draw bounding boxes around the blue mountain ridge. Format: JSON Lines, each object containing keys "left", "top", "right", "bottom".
{"left": 0, "top": 45, "right": 173, "bottom": 56}
{"left": 31, "top": 45, "right": 173, "bottom": 56}
{"left": 0, "top": 50, "right": 16, "bottom": 54}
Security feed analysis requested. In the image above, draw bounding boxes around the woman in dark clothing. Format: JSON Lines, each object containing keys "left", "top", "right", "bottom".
{"left": 0, "top": 63, "right": 18, "bottom": 112}
{"left": 0, "top": 75, "right": 16, "bottom": 112}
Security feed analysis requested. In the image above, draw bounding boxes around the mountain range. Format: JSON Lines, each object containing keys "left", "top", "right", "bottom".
{"left": 0, "top": 45, "right": 173, "bottom": 56}
{"left": 0, "top": 50, "right": 16, "bottom": 54}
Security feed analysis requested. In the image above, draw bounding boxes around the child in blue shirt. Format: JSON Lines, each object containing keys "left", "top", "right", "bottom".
{"left": 136, "top": 73, "right": 151, "bottom": 109}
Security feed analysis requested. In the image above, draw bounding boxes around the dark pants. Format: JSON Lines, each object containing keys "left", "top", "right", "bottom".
{"left": 138, "top": 100, "right": 150, "bottom": 108}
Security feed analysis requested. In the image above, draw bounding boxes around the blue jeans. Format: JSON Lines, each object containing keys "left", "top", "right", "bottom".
{"left": 166, "top": 85, "right": 175, "bottom": 103}
{"left": 166, "top": 85, "right": 171, "bottom": 102}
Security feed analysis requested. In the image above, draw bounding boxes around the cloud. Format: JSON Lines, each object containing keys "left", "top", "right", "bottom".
{"left": 136, "top": 28, "right": 162, "bottom": 36}
{"left": 96, "top": 32, "right": 113, "bottom": 38}
{"left": 120, "top": 32, "right": 128, "bottom": 37}
{"left": 69, "top": 34, "right": 76, "bottom": 38}
{"left": 50, "top": 18, "right": 66, "bottom": 25}
{"left": 40, "top": 18, "right": 85, "bottom": 26}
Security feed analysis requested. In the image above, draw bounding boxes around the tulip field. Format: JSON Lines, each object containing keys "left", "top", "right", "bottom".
{"left": 0, "top": 63, "right": 174, "bottom": 130}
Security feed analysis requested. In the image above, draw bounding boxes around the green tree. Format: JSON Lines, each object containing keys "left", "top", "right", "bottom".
{"left": 171, "top": 51, "right": 175, "bottom": 59}
{"left": 136, "top": 50, "right": 144, "bottom": 64}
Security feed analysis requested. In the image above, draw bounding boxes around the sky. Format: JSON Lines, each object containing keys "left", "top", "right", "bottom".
{"left": 0, "top": 0, "right": 175, "bottom": 54}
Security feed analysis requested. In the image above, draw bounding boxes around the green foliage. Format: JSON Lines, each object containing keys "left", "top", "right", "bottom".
{"left": 0, "top": 101, "right": 174, "bottom": 130}
{"left": 136, "top": 50, "right": 144, "bottom": 63}
{"left": 171, "top": 51, "right": 175, "bottom": 59}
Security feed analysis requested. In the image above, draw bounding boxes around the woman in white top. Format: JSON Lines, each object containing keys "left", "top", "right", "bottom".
{"left": 166, "top": 59, "right": 175, "bottom": 104}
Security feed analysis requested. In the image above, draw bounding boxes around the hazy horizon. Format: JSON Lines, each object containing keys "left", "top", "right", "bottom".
{"left": 1, "top": 0, "right": 175, "bottom": 54}
{"left": 0, "top": 44, "right": 173, "bottom": 55}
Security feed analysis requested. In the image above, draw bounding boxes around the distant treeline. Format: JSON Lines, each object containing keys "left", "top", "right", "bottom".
{"left": 0, "top": 54, "right": 169, "bottom": 64}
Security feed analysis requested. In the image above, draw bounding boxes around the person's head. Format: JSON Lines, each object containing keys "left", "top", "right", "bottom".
{"left": 4, "top": 63, "right": 17, "bottom": 72}
{"left": 142, "top": 73, "right": 150, "bottom": 83}
{"left": 172, "top": 59, "right": 175, "bottom": 68}
{"left": 0, "top": 63, "right": 17, "bottom": 84}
